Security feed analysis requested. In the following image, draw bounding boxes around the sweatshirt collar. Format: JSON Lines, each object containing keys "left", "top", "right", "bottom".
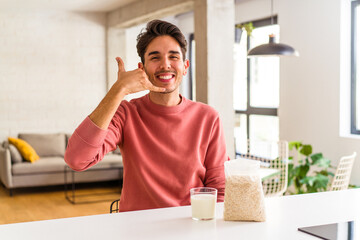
{"left": 143, "top": 94, "right": 187, "bottom": 114}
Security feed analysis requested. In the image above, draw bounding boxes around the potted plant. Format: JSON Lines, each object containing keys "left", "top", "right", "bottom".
{"left": 235, "top": 22, "right": 254, "bottom": 43}
{"left": 287, "top": 141, "right": 335, "bottom": 194}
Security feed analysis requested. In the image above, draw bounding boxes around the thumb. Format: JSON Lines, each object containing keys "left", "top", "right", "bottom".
{"left": 116, "top": 57, "right": 126, "bottom": 73}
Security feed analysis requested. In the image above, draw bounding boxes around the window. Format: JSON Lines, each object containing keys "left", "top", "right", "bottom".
{"left": 234, "top": 17, "right": 280, "bottom": 155}
{"left": 351, "top": 0, "right": 360, "bottom": 134}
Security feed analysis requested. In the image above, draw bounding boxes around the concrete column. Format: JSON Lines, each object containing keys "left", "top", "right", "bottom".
{"left": 107, "top": 25, "right": 149, "bottom": 100}
{"left": 107, "top": 27, "right": 126, "bottom": 90}
{"left": 194, "top": 0, "right": 235, "bottom": 158}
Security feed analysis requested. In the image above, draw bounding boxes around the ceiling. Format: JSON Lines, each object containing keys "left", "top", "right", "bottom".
{"left": 0, "top": 0, "right": 254, "bottom": 13}
{"left": 0, "top": 0, "right": 141, "bottom": 12}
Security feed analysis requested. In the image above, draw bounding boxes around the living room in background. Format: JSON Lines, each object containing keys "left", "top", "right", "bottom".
{"left": 351, "top": 0, "right": 360, "bottom": 135}
{"left": 234, "top": 17, "right": 280, "bottom": 156}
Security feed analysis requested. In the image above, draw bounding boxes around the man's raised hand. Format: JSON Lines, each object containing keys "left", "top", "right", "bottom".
{"left": 116, "top": 57, "right": 166, "bottom": 95}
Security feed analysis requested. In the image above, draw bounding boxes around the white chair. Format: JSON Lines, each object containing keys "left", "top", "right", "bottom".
{"left": 330, "top": 152, "right": 356, "bottom": 191}
{"left": 236, "top": 139, "right": 289, "bottom": 197}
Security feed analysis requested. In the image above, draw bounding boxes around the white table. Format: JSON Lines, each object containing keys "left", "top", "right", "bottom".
{"left": 1, "top": 189, "right": 359, "bottom": 240}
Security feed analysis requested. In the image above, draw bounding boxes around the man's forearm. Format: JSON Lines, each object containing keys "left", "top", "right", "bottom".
{"left": 89, "top": 82, "right": 127, "bottom": 130}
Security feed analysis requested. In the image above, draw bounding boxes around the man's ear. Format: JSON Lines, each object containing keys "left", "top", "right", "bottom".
{"left": 138, "top": 62, "right": 144, "bottom": 70}
{"left": 183, "top": 59, "right": 190, "bottom": 75}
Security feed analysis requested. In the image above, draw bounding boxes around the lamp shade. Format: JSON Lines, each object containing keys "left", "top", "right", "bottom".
{"left": 248, "top": 34, "right": 299, "bottom": 57}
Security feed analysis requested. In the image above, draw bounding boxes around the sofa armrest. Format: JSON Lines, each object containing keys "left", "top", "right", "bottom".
{"left": 0, "top": 144, "right": 13, "bottom": 188}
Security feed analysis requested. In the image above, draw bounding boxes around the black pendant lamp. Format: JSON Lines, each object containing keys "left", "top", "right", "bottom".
{"left": 247, "top": 0, "right": 299, "bottom": 57}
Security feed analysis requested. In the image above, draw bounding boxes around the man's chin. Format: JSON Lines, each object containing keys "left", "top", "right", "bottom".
{"left": 160, "top": 88, "right": 176, "bottom": 94}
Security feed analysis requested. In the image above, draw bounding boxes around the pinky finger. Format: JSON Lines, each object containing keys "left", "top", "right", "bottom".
{"left": 150, "top": 86, "right": 166, "bottom": 92}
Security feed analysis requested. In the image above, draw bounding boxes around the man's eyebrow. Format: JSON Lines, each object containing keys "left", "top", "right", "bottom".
{"left": 169, "top": 50, "right": 180, "bottom": 54}
{"left": 147, "top": 50, "right": 180, "bottom": 56}
{"left": 148, "top": 51, "right": 160, "bottom": 56}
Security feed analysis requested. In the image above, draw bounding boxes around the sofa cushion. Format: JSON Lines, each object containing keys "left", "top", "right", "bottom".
{"left": 96, "top": 154, "right": 123, "bottom": 169}
{"left": 12, "top": 157, "right": 66, "bottom": 175}
{"left": 65, "top": 133, "right": 72, "bottom": 148}
{"left": 9, "top": 144, "right": 23, "bottom": 163}
{"left": 2, "top": 141, "right": 23, "bottom": 163}
{"left": 12, "top": 155, "right": 123, "bottom": 175}
{"left": 8, "top": 137, "right": 40, "bottom": 163}
{"left": 19, "top": 133, "right": 66, "bottom": 157}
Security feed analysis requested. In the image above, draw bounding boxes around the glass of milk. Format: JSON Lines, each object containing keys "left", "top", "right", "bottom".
{"left": 190, "top": 187, "right": 217, "bottom": 220}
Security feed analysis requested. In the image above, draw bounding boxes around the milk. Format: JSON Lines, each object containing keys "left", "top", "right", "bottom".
{"left": 191, "top": 193, "right": 216, "bottom": 220}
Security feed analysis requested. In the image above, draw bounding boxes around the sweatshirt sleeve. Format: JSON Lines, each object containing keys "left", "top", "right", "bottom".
{"left": 64, "top": 105, "right": 125, "bottom": 171}
{"left": 203, "top": 116, "right": 229, "bottom": 202}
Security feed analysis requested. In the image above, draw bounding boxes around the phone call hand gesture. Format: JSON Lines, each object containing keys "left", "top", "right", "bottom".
{"left": 116, "top": 57, "right": 166, "bottom": 95}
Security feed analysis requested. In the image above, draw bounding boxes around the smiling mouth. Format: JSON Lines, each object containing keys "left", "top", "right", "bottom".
{"left": 156, "top": 73, "right": 175, "bottom": 82}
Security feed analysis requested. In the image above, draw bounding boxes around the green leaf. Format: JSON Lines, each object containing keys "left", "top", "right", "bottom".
{"left": 289, "top": 141, "right": 302, "bottom": 151}
{"left": 300, "top": 144, "right": 312, "bottom": 156}
{"left": 318, "top": 170, "right": 330, "bottom": 176}
{"left": 295, "top": 165, "right": 310, "bottom": 178}
{"left": 315, "top": 158, "right": 331, "bottom": 168}
{"left": 288, "top": 178, "right": 293, "bottom": 187}
{"left": 310, "top": 153, "right": 323, "bottom": 164}
{"left": 307, "top": 186, "right": 318, "bottom": 193}
{"left": 294, "top": 179, "right": 302, "bottom": 193}
{"left": 288, "top": 162, "right": 294, "bottom": 171}
{"left": 302, "top": 174, "right": 329, "bottom": 192}
{"left": 313, "top": 174, "right": 329, "bottom": 190}
{"left": 301, "top": 176, "right": 315, "bottom": 186}
{"left": 288, "top": 165, "right": 294, "bottom": 177}
{"left": 235, "top": 22, "right": 254, "bottom": 36}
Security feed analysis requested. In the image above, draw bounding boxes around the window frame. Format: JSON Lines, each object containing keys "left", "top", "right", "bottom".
{"left": 235, "top": 16, "right": 279, "bottom": 140}
{"left": 351, "top": 0, "right": 360, "bottom": 134}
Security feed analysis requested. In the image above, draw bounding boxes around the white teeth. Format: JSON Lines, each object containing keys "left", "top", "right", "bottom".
{"left": 158, "top": 75, "right": 173, "bottom": 80}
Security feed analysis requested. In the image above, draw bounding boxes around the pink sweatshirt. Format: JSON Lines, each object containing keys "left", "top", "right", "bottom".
{"left": 65, "top": 94, "right": 228, "bottom": 212}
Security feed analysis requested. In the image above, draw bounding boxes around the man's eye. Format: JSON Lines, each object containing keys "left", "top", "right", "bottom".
{"left": 151, "top": 57, "right": 159, "bottom": 60}
{"left": 170, "top": 56, "right": 179, "bottom": 59}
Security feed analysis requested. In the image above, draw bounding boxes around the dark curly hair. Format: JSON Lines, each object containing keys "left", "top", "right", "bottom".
{"left": 136, "top": 19, "right": 187, "bottom": 64}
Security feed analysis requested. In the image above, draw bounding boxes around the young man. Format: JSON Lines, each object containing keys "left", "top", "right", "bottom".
{"left": 65, "top": 19, "right": 228, "bottom": 212}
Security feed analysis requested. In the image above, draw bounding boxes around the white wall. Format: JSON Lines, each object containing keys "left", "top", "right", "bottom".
{"left": 236, "top": 0, "right": 360, "bottom": 185}
{"left": 0, "top": 10, "right": 107, "bottom": 140}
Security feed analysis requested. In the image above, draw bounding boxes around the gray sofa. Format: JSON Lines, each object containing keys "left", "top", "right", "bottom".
{"left": 0, "top": 133, "right": 123, "bottom": 196}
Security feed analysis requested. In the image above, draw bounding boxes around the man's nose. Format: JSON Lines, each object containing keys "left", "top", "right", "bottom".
{"left": 160, "top": 58, "right": 171, "bottom": 69}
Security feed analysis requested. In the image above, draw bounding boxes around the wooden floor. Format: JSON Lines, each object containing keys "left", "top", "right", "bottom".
{"left": 0, "top": 181, "right": 121, "bottom": 225}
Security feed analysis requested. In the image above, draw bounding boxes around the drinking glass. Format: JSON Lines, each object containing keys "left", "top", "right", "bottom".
{"left": 190, "top": 187, "right": 217, "bottom": 220}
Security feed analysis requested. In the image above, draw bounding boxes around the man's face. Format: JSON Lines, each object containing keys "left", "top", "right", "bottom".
{"left": 139, "top": 35, "right": 189, "bottom": 94}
